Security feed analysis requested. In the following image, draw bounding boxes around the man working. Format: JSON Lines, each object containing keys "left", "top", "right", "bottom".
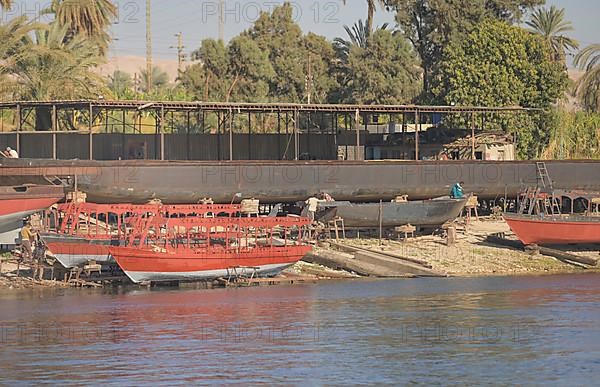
{"left": 20, "top": 221, "right": 36, "bottom": 262}
{"left": 3, "top": 147, "right": 19, "bottom": 158}
{"left": 451, "top": 181, "right": 466, "bottom": 199}
{"left": 305, "top": 196, "right": 320, "bottom": 222}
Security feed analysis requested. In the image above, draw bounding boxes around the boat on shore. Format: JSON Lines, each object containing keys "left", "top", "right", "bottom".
{"left": 503, "top": 213, "right": 600, "bottom": 245}
{"left": 504, "top": 188, "right": 600, "bottom": 246}
{"left": 316, "top": 197, "right": 468, "bottom": 228}
{"left": 42, "top": 202, "right": 242, "bottom": 268}
{"left": 0, "top": 185, "right": 64, "bottom": 242}
{"left": 4, "top": 158, "right": 600, "bottom": 203}
{"left": 109, "top": 216, "right": 312, "bottom": 283}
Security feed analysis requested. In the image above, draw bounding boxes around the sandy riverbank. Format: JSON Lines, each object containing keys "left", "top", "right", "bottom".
{"left": 1, "top": 218, "right": 597, "bottom": 290}
{"left": 0, "top": 261, "right": 71, "bottom": 290}
{"left": 316, "top": 219, "right": 599, "bottom": 277}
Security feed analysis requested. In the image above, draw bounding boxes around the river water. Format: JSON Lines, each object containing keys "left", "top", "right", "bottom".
{"left": 0, "top": 274, "right": 598, "bottom": 385}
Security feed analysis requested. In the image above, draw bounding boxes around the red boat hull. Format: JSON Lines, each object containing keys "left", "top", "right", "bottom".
{"left": 504, "top": 214, "right": 600, "bottom": 245}
{"left": 0, "top": 185, "right": 64, "bottom": 235}
{"left": 110, "top": 245, "right": 313, "bottom": 283}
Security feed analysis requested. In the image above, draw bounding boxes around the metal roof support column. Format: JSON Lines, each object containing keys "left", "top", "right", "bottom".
{"left": 277, "top": 111, "right": 282, "bottom": 160}
{"left": 16, "top": 104, "right": 21, "bottom": 155}
{"left": 471, "top": 112, "right": 476, "bottom": 160}
{"left": 414, "top": 110, "right": 419, "bottom": 161}
{"left": 186, "top": 110, "right": 191, "bottom": 160}
{"left": 247, "top": 111, "right": 251, "bottom": 160}
{"left": 333, "top": 112, "right": 338, "bottom": 158}
{"left": 89, "top": 103, "right": 93, "bottom": 160}
{"left": 355, "top": 109, "right": 360, "bottom": 161}
{"left": 52, "top": 104, "right": 57, "bottom": 160}
{"left": 217, "top": 111, "right": 222, "bottom": 161}
{"left": 229, "top": 109, "right": 234, "bottom": 161}
{"left": 160, "top": 106, "right": 165, "bottom": 160}
{"left": 294, "top": 109, "right": 299, "bottom": 160}
{"left": 307, "top": 112, "right": 311, "bottom": 159}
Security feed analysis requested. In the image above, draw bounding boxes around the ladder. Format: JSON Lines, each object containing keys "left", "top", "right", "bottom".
{"left": 518, "top": 187, "right": 538, "bottom": 214}
{"left": 536, "top": 162, "right": 553, "bottom": 190}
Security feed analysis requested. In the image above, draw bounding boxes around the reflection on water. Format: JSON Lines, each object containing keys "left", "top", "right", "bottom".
{"left": 1, "top": 274, "right": 599, "bottom": 385}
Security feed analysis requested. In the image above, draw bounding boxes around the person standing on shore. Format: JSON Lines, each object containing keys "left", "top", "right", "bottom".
{"left": 451, "top": 181, "right": 466, "bottom": 199}
{"left": 20, "top": 221, "right": 36, "bottom": 262}
{"left": 305, "top": 196, "right": 320, "bottom": 222}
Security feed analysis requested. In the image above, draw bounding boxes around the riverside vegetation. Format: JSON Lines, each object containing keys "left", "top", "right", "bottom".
{"left": 0, "top": 0, "right": 599, "bottom": 158}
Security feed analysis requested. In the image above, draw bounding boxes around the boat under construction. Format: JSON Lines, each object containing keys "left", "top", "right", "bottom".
{"left": 316, "top": 197, "right": 468, "bottom": 228}
{"left": 39, "top": 201, "right": 312, "bottom": 282}
{"left": 41, "top": 202, "right": 244, "bottom": 268}
{"left": 110, "top": 216, "right": 312, "bottom": 283}
{"left": 504, "top": 188, "right": 600, "bottom": 246}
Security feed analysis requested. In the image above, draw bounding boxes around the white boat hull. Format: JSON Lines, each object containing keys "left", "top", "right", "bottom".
{"left": 123, "top": 263, "right": 294, "bottom": 284}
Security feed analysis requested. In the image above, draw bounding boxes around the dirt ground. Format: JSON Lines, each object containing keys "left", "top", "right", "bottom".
{"left": 338, "top": 219, "right": 600, "bottom": 276}
{"left": 0, "top": 259, "right": 70, "bottom": 290}
{"left": 2, "top": 218, "right": 597, "bottom": 290}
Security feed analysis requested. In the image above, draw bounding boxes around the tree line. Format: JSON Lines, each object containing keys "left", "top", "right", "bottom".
{"left": 1, "top": 0, "right": 599, "bottom": 158}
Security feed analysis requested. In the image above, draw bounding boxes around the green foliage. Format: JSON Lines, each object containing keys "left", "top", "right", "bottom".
{"left": 430, "top": 19, "right": 567, "bottom": 159}
{"left": 526, "top": 6, "right": 578, "bottom": 64}
{"left": 574, "top": 44, "right": 600, "bottom": 112}
{"left": 226, "top": 35, "right": 273, "bottom": 102}
{"left": 333, "top": 19, "right": 389, "bottom": 63}
{"left": 181, "top": 36, "right": 274, "bottom": 103}
{"left": 388, "top": 0, "right": 545, "bottom": 99}
{"left": 337, "top": 29, "right": 421, "bottom": 104}
{"left": 183, "top": 3, "right": 337, "bottom": 104}
{"left": 107, "top": 70, "right": 134, "bottom": 99}
{"left": 340, "top": 0, "right": 388, "bottom": 37}
{"left": 140, "top": 66, "right": 169, "bottom": 94}
{"left": 431, "top": 19, "right": 567, "bottom": 109}
{"left": 8, "top": 22, "right": 108, "bottom": 100}
{"left": 245, "top": 3, "right": 309, "bottom": 102}
{"left": 542, "top": 110, "right": 600, "bottom": 159}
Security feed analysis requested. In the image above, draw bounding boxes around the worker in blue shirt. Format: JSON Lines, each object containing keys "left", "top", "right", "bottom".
{"left": 451, "top": 181, "right": 465, "bottom": 199}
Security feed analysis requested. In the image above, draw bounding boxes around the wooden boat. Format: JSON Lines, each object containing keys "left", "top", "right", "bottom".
{"left": 503, "top": 213, "right": 600, "bottom": 245}
{"left": 316, "top": 197, "right": 468, "bottom": 228}
{"left": 504, "top": 188, "right": 600, "bottom": 246}
{"left": 0, "top": 185, "right": 64, "bottom": 235}
{"left": 109, "top": 216, "right": 312, "bottom": 283}
{"left": 42, "top": 202, "right": 242, "bottom": 268}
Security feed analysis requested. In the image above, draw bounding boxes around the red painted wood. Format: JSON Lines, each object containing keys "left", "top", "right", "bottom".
{"left": 0, "top": 198, "right": 62, "bottom": 217}
{"left": 504, "top": 215, "right": 600, "bottom": 245}
{"left": 110, "top": 245, "right": 312, "bottom": 274}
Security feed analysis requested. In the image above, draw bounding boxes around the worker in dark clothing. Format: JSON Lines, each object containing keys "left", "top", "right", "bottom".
{"left": 451, "top": 181, "right": 466, "bottom": 199}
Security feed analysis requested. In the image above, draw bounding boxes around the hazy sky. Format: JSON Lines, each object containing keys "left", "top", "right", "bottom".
{"left": 2, "top": 0, "right": 598, "bottom": 63}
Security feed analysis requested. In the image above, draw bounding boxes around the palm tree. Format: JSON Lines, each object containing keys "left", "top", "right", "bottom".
{"left": 341, "top": 0, "right": 388, "bottom": 38}
{"left": 140, "top": 66, "right": 170, "bottom": 93}
{"left": 45, "top": 0, "right": 116, "bottom": 51}
{"left": 574, "top": 44, "right": 600, "bottom": 112}
{"left": 0, "top": 16, "right": 36, "bottom": 60}
{"left": 51, "top": 0, "right": 116, "bottom": 36}
{"left": 526, "top": 6, "right": 579, "bottom": 63}
{"left": 334, "top": 19, "right": 389, "bottom": 62}
{"left": 0, "top": 16, "right": 41, "bottom": 100}
{"left": 7, "top": 22, "right": 107, "bottom": 127}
